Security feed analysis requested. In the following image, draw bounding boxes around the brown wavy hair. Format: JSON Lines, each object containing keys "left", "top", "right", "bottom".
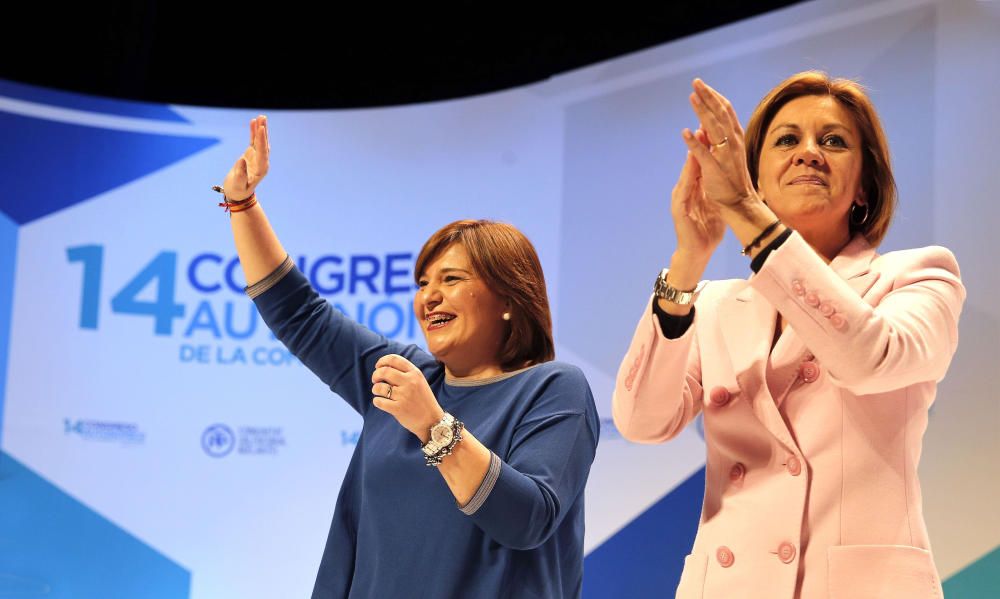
{"left": 414, "top": 220, "right": 554, "bottom": 370}
{"left": 744, "top": 71, "right": 897, "bottom": 247}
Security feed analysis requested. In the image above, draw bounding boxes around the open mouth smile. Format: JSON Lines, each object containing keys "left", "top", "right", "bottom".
{"left": 425, "top": 311, "right": 456, "bottom": 330}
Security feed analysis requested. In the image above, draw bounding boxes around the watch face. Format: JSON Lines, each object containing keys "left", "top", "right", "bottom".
{"left": 431, "top": 425, "right": 453, "bottom": 445}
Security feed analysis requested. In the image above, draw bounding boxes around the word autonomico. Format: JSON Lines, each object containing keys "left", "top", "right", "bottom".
{"left": 67, "top": 246, "right": 422, "bottom": 339}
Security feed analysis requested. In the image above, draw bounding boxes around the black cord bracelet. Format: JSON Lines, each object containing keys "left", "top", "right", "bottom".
{"left": 741, "top": 219, "right": 783, "bottom": 256}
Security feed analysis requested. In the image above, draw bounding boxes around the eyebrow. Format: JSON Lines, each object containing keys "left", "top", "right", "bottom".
{"left": 768, "top": 122, "right": 853, "bottom": 136}
{"left": 418, "top": 267, "right": 471, "bottom": 279}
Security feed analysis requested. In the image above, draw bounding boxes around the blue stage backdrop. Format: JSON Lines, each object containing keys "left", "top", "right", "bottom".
{"left": 1, "top": 0, "right": 998, "bottom": 597}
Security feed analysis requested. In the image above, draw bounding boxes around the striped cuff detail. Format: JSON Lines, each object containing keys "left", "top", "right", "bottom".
{"left": 459, "top": 452, "right": 502, "bottom": 516}
{"left": 245, "top": 255, "right": 294, "bottom": 299}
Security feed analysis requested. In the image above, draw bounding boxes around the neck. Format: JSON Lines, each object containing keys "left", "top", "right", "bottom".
{"left": 799, "top": 225, "right": 853, "bottom": 263}
{"left": 443, "top": 361, "right": 504, "bottom": 381}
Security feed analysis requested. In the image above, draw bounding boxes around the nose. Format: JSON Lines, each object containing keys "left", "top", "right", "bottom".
{"left": 420, "top": 283, "right": 443, "bottom": 313}
{"left": 793, "top": 138, "right": 825, "bottom": 167}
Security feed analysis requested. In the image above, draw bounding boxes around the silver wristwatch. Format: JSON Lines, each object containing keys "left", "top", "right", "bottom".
{"left": 653, "top": 268, "right": 708, "bottom": 305}
{"left": 422, "top": 413, "right": 460, "bottom": 457}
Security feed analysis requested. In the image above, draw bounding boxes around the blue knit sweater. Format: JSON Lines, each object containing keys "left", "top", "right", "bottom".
{"left": 252, "top": 261, "right": 600, "bottom": 598}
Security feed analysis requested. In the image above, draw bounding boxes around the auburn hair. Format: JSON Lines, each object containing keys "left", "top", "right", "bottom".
{"left": 744, "top": 71, "right": 897, "bottom": 247}
{"left": 414, "top": 220, "right": 554, "bottom": 371}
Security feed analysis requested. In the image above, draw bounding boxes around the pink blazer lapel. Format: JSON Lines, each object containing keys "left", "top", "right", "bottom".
{"left": 718, "top": 284, "right": 801, "bottom": 452}
{"left": 715, "top": 235, "right": 879, "bottom": 451}
{"left": 831, "top": 234, "right": 880, "bottom": 296}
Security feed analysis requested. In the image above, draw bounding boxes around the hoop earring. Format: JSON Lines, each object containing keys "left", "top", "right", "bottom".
{"left": 850, "top": 202, "right": 869, "bottom": 226}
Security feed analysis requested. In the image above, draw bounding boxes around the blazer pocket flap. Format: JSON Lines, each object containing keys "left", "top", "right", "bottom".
{"left": 828, "top": 545, "right": 941, "bottom": 599}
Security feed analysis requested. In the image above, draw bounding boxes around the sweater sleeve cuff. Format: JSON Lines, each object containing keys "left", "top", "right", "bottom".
{"left": 245, "top": 255, "right": 294, "bottom": 299}
{"left": 459, "top": 452, "right": 502, "bottom": 516}
{"left": 651, "top": 299, "right": 695, "bottom": 339}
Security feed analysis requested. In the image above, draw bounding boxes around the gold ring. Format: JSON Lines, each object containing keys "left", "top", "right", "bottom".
{"left": 385, "top": 385, "right": 393, "bottom": 400}
{"left": 713, "top": 136, "right": 729, "bottom": 148}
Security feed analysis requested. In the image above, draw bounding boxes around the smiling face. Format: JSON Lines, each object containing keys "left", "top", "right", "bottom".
{"left": 414, "top": 243, "right": 509, "bottom": 378}
{"left": 756, "top": 94, "right": 865, "bottom": 251}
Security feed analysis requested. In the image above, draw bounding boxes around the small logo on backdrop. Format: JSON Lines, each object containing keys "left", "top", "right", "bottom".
{"left": 64, "top": 419, "right": 146, "bottom": 445}
{"left": 201, "top": 424, "right": 236, "bottom": 457}
{"left": 201, "top": 424, "right": 286, "bottom": 458}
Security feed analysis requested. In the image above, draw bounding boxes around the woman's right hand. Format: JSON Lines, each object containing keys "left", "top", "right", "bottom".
{"left": 670, "top": 146, "right": 724, "bottom": 271}
{"left": 222, "top": 115, "right": 270, "bottom": 201}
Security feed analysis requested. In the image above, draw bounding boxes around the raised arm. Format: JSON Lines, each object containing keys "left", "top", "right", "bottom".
{"left": 221, "top": 116, "right": 434, "bottom": 416}
{"left": 612, "top": 140, "right": 722, "bottom": 443}
{"left": 752, "top": 234, "right": 964, "bottom": 394}
{"left": 222, "top": 115, "right": 286, "bottom": 286}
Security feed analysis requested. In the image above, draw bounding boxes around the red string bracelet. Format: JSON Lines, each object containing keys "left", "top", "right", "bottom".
{"left": 211, "top": 185, "right": 257, "bottom": 215}
{"left": 225, "top": 194, "right": 258, "bottom": 213}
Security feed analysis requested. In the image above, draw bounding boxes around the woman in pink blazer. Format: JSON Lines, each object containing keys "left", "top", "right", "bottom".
{"left": 613, "top": 72, "right": 965, "bottom": 598}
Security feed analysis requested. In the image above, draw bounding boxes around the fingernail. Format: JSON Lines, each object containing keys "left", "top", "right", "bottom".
{"left": 683, "top": 129, "right": 694, "bottom": 140}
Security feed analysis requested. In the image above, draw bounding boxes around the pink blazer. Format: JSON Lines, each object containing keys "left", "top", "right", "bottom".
{"left": 613, "top": 232, "right": 965, "bottom": 599}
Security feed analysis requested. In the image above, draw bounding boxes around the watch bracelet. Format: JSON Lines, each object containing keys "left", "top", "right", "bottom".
{"left": 654, "top": 268, "right": 705, "bottom": 305}
{"left": 424, "top": 419, "right": 465, "bottom": 467}
{"left": 421, "top": 413, "right": 456, "bottom": 456}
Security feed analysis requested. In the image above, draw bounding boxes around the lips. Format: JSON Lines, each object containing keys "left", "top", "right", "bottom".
{"left": 425, "top": 311, "right": 456, "bottom": 330}
{"left": 789, "top": 175, "right": 827, "bottom": 186}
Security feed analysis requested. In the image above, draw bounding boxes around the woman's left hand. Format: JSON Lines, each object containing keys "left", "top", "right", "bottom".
{"left": 682, "top": 79, "right": 759, "bottom": 208}
{"left": 371, "top": 354, "right": 445, "bottom": 443}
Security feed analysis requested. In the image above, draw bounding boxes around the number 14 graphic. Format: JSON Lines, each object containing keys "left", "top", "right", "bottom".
{"left": 67, "top": 245, "right": 185, "bottom": 335}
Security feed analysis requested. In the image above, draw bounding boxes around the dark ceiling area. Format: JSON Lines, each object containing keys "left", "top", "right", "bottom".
{"left": 2, "top": 2, "right": 803, "bottom": 109}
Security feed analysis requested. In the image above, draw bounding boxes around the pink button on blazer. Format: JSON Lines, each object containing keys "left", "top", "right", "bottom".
{"left": 613, "top": 232, "right": 965, "bottom": 599}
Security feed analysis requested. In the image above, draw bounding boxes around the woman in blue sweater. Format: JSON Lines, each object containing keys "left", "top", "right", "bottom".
{"left": 217, "top": 115, "right": 600, "bottom": 598}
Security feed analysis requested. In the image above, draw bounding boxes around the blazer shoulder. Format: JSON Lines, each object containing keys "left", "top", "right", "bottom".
{"left": 874, "top": 244, "right": 961, "bottom": 278}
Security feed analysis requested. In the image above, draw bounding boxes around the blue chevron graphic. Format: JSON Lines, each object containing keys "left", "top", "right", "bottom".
{"left": 0, "top": 109, "right": 217, "bottom": 224}
{"left": 0, "top": 451, "right": 190, "bottom": 598}
{"left": 0, "top": 211, "right": 14, "bottom": 449}
{"left": 584, "top": 467, "right": 704, "bottom": 598}
{"left": 0, "top": 84, "right": 206, "bottom": 598}
{"left": 0, "top": 79, "right": 190, "bottom": 123}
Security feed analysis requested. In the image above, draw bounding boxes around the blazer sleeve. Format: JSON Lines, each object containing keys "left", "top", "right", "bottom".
{"left": 612, "top": 295, "right": 704, "bottom": 443}
{"left": 751, "top": 232, "right": 966, "bottom": 395}
{"left": 251, "top": 259, "right": 437, "bottom": 417}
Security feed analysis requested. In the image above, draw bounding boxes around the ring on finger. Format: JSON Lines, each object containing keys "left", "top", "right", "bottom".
{"left": 385, "top": 384, "right": 393, "bottom": 400}
{"left": 713, "top": 136, "right": 729, "bottom": 149}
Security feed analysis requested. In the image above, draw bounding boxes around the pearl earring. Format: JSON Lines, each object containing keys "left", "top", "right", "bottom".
{"left": 502, "top": 312, "right": 511, "bottom": 321}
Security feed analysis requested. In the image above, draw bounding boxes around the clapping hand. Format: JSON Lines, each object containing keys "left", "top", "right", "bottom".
{"left": 671, "top": 145, "right": 725, "bottom": 262}
{"left": 681, "top": 79, "right": 757, "bottom": 209}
